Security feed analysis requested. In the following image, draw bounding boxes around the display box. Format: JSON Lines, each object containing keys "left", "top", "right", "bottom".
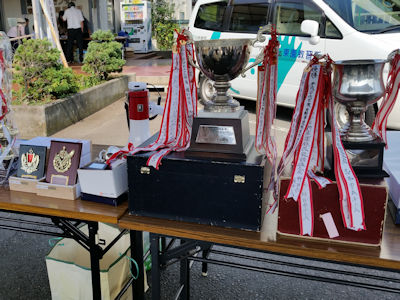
{"left": 78, "top": 160, "right": 128, "bottom": 198}
{"left": 127, "top": 141, "right": 266, "bottom": 231}
{"left": 278, "top": 178, "right": 388, "bottom": 246}
{"left": 36, "top": 181, "right": 81, "bottom": 200}
{"left": 9, "top": 176, "right": 45, "bottom": 193}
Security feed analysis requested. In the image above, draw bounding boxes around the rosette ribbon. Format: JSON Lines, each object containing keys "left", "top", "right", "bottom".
{"left": 372, "top": 50, "right": 400, "bottom": 147}
{"left": 277, "top": 55, "right": 365, "bottom": 236}
{"left": 107, "top": 30, "right": 197, "bottom": 169}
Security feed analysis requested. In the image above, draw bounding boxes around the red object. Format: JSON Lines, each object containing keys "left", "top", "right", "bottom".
{"left": 128, "top": 90, "right": 149, "bottom": 120}
{"left": 278, "top": 178, "right": 387, "bottom": 246}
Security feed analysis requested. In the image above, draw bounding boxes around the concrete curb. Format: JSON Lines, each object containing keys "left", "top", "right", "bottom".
{"left": 12, "top": 74, "right": 136, "bottom": 139}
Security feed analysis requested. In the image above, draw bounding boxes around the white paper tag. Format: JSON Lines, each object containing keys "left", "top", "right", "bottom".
{"left": 321, "top": 212, "right": 339, "bottom": 238}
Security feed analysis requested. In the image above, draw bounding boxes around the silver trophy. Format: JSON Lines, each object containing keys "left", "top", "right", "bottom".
{"left": 333, "top": 59, "right": 386, "bottom": 142}
{"left": 330, "top": 58, "right": 391, "bottom": 178}
{"left": 185, "top": 28, "right": 267, "bottom": 160}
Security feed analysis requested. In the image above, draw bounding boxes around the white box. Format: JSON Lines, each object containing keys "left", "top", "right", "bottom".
{"left": 384, "top": 131, "right": 400, "bottom": 208}
{"left": 9, "top": 176, "right": 45, "bottom": 193}
{"left": 78, "top": 160, "right": 128, "bottom": 198}
{"left": 23, "top": 137, "right": 92, "bottom": 168}
{"left": 36, "top": 181, "right": 81, "bottom": 200}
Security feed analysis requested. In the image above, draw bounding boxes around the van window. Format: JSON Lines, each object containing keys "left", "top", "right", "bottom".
{"left": 323, "top": 0, "right": 400, "bottom": 34}
{"left": 229, "top": 4, "right": 270, "bottom": 33}
{"left": 325, "top": 19, "right": 342, "bottom": 38}
{"left": 274, "top": 2, "right": 323, "bottom": 36}
{"left": 194, "top": 2, "right": 227, "bottom": 31}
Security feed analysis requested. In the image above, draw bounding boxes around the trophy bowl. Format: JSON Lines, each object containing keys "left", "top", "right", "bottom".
{"left": 333, "top": 59, "right": 386, "bottom": 142}
{"left": 193, "top": 38, "right": 252, "bottom": 112}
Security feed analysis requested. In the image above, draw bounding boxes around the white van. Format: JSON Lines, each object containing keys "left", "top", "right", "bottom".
{"left": 188, "top": 0, "right": 400, "bottom": 129}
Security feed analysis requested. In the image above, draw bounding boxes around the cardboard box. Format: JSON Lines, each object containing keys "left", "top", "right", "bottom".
{"left": 278, "top": 178, "right": 387, "bottom": 246}
{"left": 78, "top": 160, "right": 128, "bottom": 198}
{"left": 36, "top": 181, "right": 81, "bottom": 200}
{"left": 23, "top": 137, "right": 92, "bottom": 168}
{"left": 9, "top": 176, "right": 45, "bottom": 193}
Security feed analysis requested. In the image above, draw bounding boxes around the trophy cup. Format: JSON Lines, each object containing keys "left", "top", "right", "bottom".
{"left": 328, "top": 59, "right": 388, "bottom": 178}
{"left": 185, "top": 31, "right": 267, "bottom": 161}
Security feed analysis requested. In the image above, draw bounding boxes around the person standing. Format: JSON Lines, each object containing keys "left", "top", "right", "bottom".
{"left": 63, "top": 2, "right": 84, "bottom": 63}
{"left": 7, "top": 18, "right": 26, "bottom": 52}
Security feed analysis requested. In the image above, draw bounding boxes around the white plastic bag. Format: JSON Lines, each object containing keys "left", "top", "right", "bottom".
{"left": 46, "top": 223, "right": 133, "bottom": 300}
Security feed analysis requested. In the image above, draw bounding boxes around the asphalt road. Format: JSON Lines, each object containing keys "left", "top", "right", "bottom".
{"left": 1, "top": 99, "right": 399, "bottom": 299}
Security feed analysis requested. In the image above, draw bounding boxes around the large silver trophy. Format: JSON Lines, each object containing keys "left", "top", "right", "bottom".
{"left": 185, "top": 28, "right": 267, "bottom": 161}
{"left": 331, "top": 59, "right": 388, "bottom": 177}
{"left": 333, "top": 59, "right": 386, "bottom": 142}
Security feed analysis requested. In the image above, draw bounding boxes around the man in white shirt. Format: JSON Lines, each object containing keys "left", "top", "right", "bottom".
{"left": 63, "top": 2, "right": 84, "bottom": 63}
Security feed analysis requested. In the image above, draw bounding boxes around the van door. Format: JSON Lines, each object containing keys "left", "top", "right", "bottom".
{"left": 273, "top": 0, "right": 326, "bottom": 107}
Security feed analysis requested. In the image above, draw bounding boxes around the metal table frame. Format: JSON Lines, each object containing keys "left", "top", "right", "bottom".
{"left": 148, "top": 233, "right": 400, "bottom": 300}
{"left": 0, "top": 209, "right": 142, "bottom": 300}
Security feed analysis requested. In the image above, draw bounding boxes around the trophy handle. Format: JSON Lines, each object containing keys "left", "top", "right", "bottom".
{"left": 388, "top": 49, "right": 400, "bottom": 62}
{"left": 241, "top": 25, "right": 272, "bottom": 77}
{"left": 181, "top": 30, "right": 202, "bottom": 72}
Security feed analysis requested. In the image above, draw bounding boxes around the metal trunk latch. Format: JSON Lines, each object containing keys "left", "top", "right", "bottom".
{"left": 234, "top": 175, "right": 245, "bottom": 183}
{"left": 140, "top": 167, "right": 150, "bottom": 175}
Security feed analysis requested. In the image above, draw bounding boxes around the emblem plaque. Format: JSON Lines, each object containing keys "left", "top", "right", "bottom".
{"left": 46, "top": 141, "right": 82, "bottom": 185}
{"left": 17, "top": 145, "right": 47, "bottom": 179}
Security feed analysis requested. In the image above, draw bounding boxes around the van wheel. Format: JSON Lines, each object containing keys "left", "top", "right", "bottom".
{"left": 333, "top": 102, "right": 376, "bottom": 130}
{"left": 198, "top": 75, "right": 215, "bottom": 104}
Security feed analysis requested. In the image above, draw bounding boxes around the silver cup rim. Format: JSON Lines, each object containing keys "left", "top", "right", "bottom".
{"left": 334, "top": 59, "right": 387, "bottom": 65}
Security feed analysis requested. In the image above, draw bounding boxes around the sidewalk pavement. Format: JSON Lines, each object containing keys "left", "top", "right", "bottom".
{"left": 59, "top": 53, "right": 169, "bottom": 146}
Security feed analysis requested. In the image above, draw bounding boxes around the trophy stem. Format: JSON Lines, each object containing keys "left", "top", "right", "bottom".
{"left": 342, "top": 102, "right": 376, "bottom": 142}
{"left": 204, "top": 80, "right": 240, "bottom": 113}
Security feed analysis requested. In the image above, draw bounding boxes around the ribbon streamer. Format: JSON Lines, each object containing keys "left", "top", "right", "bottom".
{"left": 279, "top": 55, "right": 365, "bottom": 235}
{"left": 372, "top": 51, "right": 400, "bottom": 146}
{"left": 107, "top": 31, "right": 197, "bottom": 169}
{"left": 256, "top": 28, "right": 280, "bottom": 211}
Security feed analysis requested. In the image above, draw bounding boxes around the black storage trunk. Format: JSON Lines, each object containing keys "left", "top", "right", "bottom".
{"left": 127, "top": 139, "right": 265, "bottom": 231}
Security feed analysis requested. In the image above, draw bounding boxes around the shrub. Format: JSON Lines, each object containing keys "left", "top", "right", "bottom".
{"left": 13, "top": 39, "right": 80, "bottom": 103}
{"left": 90, "top": 30, "right": 114, "bottom": 42}
{"left": 151, "top": 0, "right": 179, "bottom": 50}
{"left": 82, "top": 30, "right": 125, "bottom": 81}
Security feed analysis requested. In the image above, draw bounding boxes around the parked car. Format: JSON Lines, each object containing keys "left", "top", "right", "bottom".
{"left": 188, "top": 0, "right": 400, "bottom": 129}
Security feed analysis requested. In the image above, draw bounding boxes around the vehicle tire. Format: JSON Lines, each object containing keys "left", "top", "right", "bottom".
{"left": 333, "top": 102, "right": 376, "bottom": 130}
{"left": 198, "top": 75, "right": 215, "bottom": 105}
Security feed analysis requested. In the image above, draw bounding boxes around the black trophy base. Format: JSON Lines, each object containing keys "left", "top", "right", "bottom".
{"left": 326, "top": 133, "right": 389, "bottom": 179}
{"left": 186, "top": 108, "right": 250, "bottom": 162}
{"left": 127, "top": 134, "right": 266, "bottom": 231}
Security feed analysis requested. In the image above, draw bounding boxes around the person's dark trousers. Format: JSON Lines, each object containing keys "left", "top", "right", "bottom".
{"left": 67, "top": 28, "right": 84, "bottom": 62}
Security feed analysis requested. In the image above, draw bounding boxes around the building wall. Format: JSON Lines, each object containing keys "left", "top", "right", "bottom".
{"left": 170, "top": 0, "right": 192, "bottom": 23}
{"left": 2, "top": 0, "right": 22, "bottom": 32}
{"left": 2, "top": 0, "right": 91, "bottom": 33}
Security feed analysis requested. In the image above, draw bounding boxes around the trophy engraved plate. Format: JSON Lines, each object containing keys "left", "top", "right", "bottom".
{"left": 50, "top": 174, "right": 69, "bottom": 186}
{"left": 53, "top": 146, "right": 75, "bottom": 173}
{"left": 196, "top": 125, "right": 236, "bottom": 145}
{"left": 21, "top": 149, "right": 39, "bottom": 174}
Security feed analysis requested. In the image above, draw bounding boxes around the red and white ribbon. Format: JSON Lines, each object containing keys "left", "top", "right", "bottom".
{"left": 372, "top": 51, "right": 400, "bottom": 146}
{"left": 0, "top": 50, "right": 8, "bottom": 122}
{"left": 256, "top": 28, "right": 280, "bottom": 211}
{"left": 107, "top": 31, "right": 197, "bottom": 169}
{"left": 279, "top": 56, "right": 365, "bottom": 235}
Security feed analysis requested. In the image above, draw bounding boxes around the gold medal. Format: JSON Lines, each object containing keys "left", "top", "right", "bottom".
{"left": 21, "top": 148, "right": 39, "bottom": 174}
{"left": 53, "top": 146, "right": 75, "bottom": 173}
